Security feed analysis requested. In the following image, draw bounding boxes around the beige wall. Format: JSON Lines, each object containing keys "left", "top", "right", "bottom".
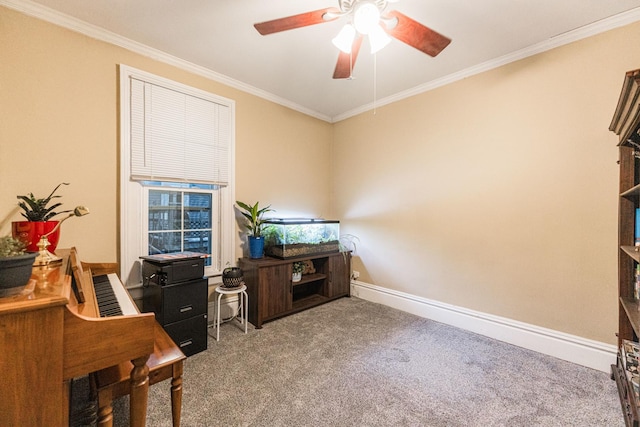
{"left": 332, "top": 21, "right": 640, "bottom": 344}
{"left": 2, "top": 5, "right": 639, "bottom": 345}
{"left": 0, "top": 7, "right": 333, "bottom": 263}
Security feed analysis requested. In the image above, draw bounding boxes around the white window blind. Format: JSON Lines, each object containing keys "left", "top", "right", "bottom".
{"left": 129, "top": 78, "right": 230, "bottom": 185}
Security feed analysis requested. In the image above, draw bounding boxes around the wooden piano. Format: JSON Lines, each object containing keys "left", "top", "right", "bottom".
{"left": 0, "top": 248, "right": 155, "bottom": 427}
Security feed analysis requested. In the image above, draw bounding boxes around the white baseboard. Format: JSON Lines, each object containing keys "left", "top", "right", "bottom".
{"left": 350, "top": 280, "right": 617, "bottom": 373}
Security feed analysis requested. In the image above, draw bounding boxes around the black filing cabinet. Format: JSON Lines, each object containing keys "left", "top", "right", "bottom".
{"left": 142, "top": 255, "right": 208, "bottom": 356}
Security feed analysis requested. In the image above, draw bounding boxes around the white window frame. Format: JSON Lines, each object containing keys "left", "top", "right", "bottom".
{"left": 119, "top": 65, "right": 235, "bottom": 287}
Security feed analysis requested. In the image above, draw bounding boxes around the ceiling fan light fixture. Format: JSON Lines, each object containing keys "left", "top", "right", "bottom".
{"left": 332, "top": 24, "right": 356, "bottom": 53}
{"left": 368, "top": 24, "right": 391, "bottom": 53}
{"left": 353, "top": 1, "right": 381, "bottom": 35}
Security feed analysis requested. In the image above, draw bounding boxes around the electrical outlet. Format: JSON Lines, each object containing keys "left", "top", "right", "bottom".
{"left": 352, "top": 270, "right": 360, "bottom": 280}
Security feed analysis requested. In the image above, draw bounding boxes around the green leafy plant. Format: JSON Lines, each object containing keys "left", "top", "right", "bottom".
{"left": 0, "top": 235, "right": 27, "bottom": 257}
{"left": 17, "top": 182, "right": 72, "bottom": 221}
{"left": 235, "top": 201, "right": 274, "bottom": 238}
{"left": 292, "top": 261, "right": 305, "bottom": 274}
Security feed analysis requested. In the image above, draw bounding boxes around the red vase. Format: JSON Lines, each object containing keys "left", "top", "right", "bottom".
{"left": 12, "top": 221, "right": 61, "bottom": 253}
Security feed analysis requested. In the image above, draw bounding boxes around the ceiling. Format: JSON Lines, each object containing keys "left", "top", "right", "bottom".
{"left": 6, "top": 0, "right": 640, "bottom": 121}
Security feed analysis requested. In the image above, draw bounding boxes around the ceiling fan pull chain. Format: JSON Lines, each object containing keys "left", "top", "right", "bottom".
{"left": 373, "top": 52, "right": 377, "bottom": 115}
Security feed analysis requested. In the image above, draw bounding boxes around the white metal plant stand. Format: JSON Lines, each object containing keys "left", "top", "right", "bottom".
{"left": 214, "top": 284, "right": 248, "bottom": 341}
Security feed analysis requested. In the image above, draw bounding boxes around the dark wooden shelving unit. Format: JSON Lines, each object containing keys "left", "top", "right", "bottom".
{"left": 239, "top": 251, "right": 351, "bottom": 328}
{"left": 610, "top": 68, "right": 640, "bottom": 427}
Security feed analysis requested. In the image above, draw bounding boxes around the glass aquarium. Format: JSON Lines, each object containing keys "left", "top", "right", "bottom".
{"left": 262, "top": 219, "right": 340, "bottom": 259}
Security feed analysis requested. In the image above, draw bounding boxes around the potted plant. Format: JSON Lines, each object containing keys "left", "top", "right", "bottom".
{"left": 292, "top": 261, "right": 304, "bottom": 282}
{"left": 0, "top": 235, "right": 37, "bottom": 297}
{"left": 12, "top": 183, "right": 72, "bottom": 252}
{"left": 235, "top": 201, "right": 274, "bottom": 259}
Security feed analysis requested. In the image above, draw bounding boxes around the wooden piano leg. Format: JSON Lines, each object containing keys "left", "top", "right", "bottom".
{"left": 129, "top": 355, "right": 150, "bottom": 427}
{"left": 170, "top": 360, "right": 185, "bottom": 427}
{"left": 97, "top": 402, "right": 114, "bottom": 427}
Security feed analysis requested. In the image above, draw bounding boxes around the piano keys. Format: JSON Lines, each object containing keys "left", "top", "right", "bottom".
{"left": 93, "top": 273, "right": 138, "bottom": 317}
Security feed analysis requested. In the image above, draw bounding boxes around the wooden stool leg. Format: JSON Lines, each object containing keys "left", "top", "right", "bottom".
{"left": 129, "top": 355, "right": 150, "bottom": 427}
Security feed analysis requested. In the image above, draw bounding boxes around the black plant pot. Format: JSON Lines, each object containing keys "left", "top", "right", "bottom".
{"left": 222, "top": 267, "right": 244, "bottom": 288}
{"left": 0, "top": 252, "right": 37, "bottom": 297}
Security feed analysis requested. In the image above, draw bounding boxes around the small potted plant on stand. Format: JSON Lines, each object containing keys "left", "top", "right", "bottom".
{"left": 235, "top": 201, "right": 274, "bottom": 259}
{"left": 292, "top": 261, "right": 304, "bottom": 282}
{"left": 0, "top": 235, "right": 37, "bottom": 297}
{"left": 12, "top": 183, "right": 72, "bottom": 253}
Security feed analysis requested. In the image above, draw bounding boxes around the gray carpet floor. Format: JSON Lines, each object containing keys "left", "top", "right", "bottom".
{"left": 75, "top": 297, "right": 623, "bottom": 426}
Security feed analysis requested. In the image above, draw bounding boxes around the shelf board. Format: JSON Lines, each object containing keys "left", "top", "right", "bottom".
{"left": 292, "top": 294, "right": 329, "bottom": 311}
{"left": 293, "top": 273, "right": 327, "bottom": 287}
{"left": 621, "top": 183, "right": 640, "bottom": 199}
{"left": 622, "top": 246, "right": 640, "bottom": 262}
{"left": 621, "top": 297, "right": 640, "bottom": 338}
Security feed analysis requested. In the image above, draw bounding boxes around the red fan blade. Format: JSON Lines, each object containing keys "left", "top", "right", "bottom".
{"left": 383, "top": 10, "right": 451, "bottom": 57}
{"left": 333, "top": 35, "right": 364, "bottom": 79}
{"left": 254, "top": 7, "right": 340, "bottom": 35}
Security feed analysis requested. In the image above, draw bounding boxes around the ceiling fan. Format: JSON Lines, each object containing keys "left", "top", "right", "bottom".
{"left": 254, "top": 0, "right": 451, "bottom": 79}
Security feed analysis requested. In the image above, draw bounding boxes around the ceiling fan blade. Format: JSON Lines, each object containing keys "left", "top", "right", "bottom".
{"left": 254, "top": 7, "right": 340, "bottom": 35}
{"left": 333, "top": 36, "right": 364, "bottom": 79}
{"left": 383, "top": 10, "right": 451, "bottom": 57}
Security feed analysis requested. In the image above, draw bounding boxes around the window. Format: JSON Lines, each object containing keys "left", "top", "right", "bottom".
{"left": 144, "top": 181, "right": 219, "bottom": 267}
{"left": 120, "top": 65, "right": 235, "bottom": 285}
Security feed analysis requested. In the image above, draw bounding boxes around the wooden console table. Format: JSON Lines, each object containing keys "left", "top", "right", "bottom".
{"left": 240, "top": 251, "right": 351, "bottom": 328}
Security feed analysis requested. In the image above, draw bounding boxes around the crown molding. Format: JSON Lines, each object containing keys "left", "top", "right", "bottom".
{"left": 0, "top": 0, "right": 333, "bottom": 123}
{"left": 3, "top": 0, "right": 640, "bottom": 124}
{"left": 332, "top": 7, "right": 640, "bottom": 122}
